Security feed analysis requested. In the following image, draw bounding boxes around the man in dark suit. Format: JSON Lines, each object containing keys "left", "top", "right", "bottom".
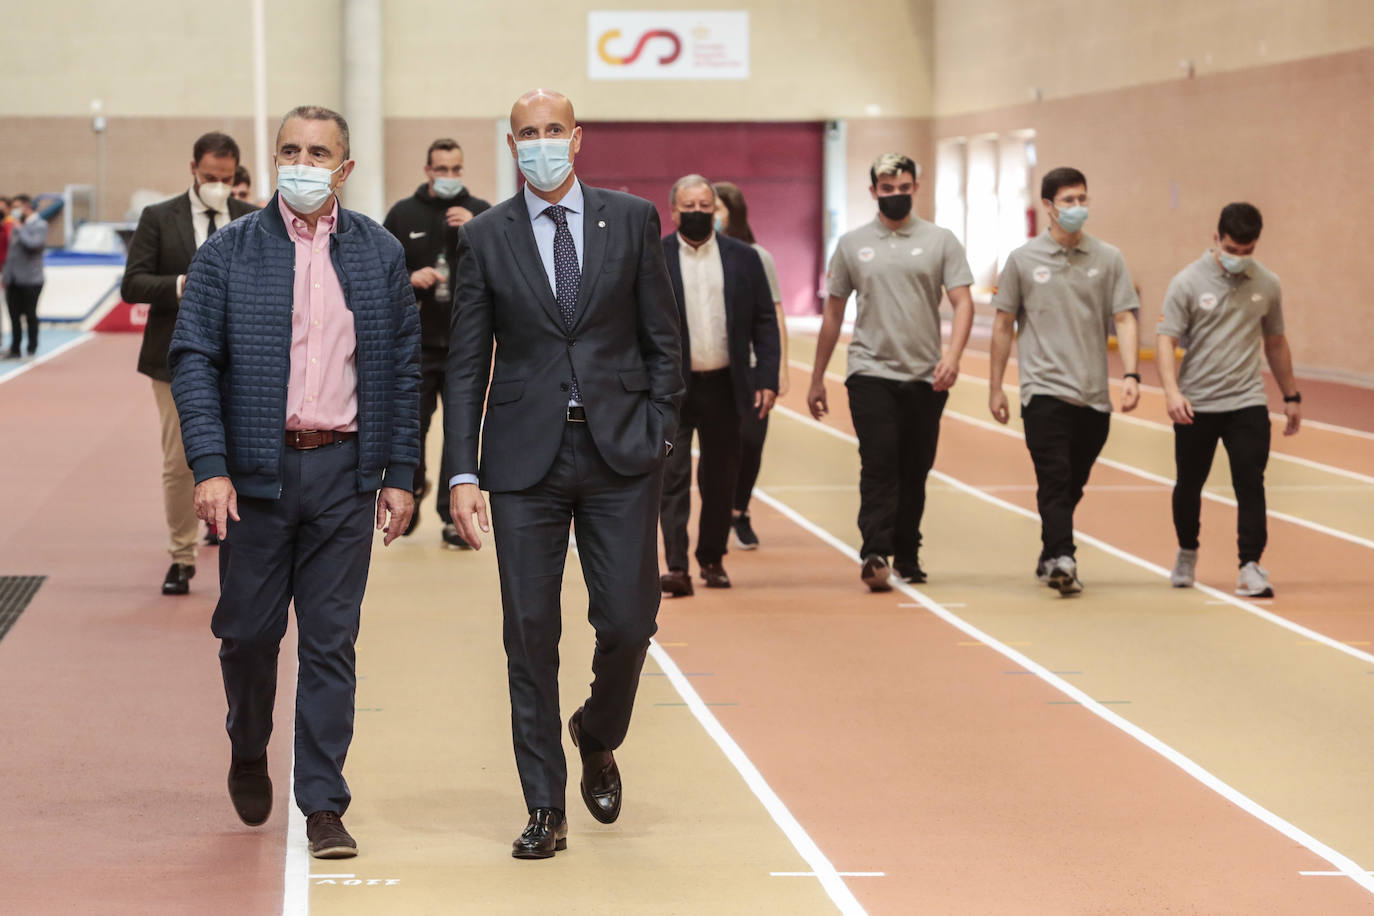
{"left": 659, "top": 175, "right": 780, "bottom": 595}
{"left": 445, "top": 89, "right": 682, "bottom": 859}
{"left": 122, "top": 132, "right": 256, "bottom": 595}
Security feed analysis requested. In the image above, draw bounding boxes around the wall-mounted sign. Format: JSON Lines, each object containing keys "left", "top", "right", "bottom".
{"left": 588, "top": 11, "right": 749, "bottom": 81}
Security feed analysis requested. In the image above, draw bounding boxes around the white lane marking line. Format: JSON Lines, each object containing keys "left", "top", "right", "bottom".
{"left": 750, "top": 477, "right": 1374, "bottom": 895}
{"left": 310, "top": 874, "right": 355, "bottom": 879}
{"left": 788, "top": 356, "right": 1374, "bottom": 484}
{"left": 772, "top": 872, "right": 886, "bottom": 877}
{"left": 283, "top": 753, "right": 310, "bottom": 915}
{"left": 1302, "top": 871, "right": 1374, "bottom": 876}
{"left": 650, "top": 641, "right": 867, "bottom": 914}
{"left": 773, "top": 404, "right": 1374, "bottom": 669}
{"left": 903, "top": 601, "right": 966, "bottom": 608}
{"left": 785, "top": 359, "right": 1374, "bottom": 553}
{"left": 0, "top": 332, "right": 95, "bottom": 386}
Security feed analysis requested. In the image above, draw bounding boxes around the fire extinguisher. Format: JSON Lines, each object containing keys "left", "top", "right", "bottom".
{"left": 1026, "top": 206, "right": 1037, "bottom": 238}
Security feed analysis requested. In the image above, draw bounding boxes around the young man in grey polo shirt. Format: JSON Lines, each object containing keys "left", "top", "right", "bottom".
{"left": 989, "top": 166, "right": 1140, "bottom": 596}
{"left": 1157, "top": 202, "right": 1300, "bottom": 598}
{"left": 808, "top": 153, "right": 975, "bottom": 592}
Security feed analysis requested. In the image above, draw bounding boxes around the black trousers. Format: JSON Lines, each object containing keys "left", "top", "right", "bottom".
{"left": 661, "top": 368, "right": 741, "bottom": 570}
{"left": 1021, "top": 395, "right": 1111, "bottom": 562}
{"left": 489, "top": 422, "right": 663, "bottom": 812}
{"left": 5, "top": 282, "right": 41, "bottom": 355}
{"left": 846, "top": 374, "right": 948, "bottom": 563}
{"left": 213, "top": 439, "right": 375, "bottom": 816}
{"left": 1173, "top": 405, "right": 1270, "bottom": 565}
{"left": 734, "top": 407, "right": 768, "bottom": 513}
{"left": 415, "top": 358, "right": 453, "bottom": 522}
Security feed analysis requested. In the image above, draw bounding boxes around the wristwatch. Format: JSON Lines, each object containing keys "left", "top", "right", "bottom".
{"left": 1283, "top": 392, "right": 1302, "bottom": 404}
{"left": 1123, "top": 372, "right": 1141, "bottom": 382}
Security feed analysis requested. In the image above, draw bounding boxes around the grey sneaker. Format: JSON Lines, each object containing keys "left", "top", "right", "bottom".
{"left": 1035, "top": 559, "right": 1054, "bottom": 586}
{"left": 1170, "top": 549, "right": 1198, "bottom": 588}
{"left": 1235, "top": 561, "right": 1273, "bottom": 598}
{"left": 1047, "top": 556, "right": 1083, "bottom": 596}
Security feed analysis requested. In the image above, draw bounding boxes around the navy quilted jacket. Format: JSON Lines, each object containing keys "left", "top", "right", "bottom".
{"left": 168, "top": 194, "right": 421, "bottom": 499}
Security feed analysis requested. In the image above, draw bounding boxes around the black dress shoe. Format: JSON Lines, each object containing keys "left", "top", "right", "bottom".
{"left": 569, "top": 707, "right": 621, "bottom": 824}
{"left": 861, "top": 554, "right": 891, "bottom": 592}
{"left": 512, "top": 807, "right": 567, "bottom": 859}
{"left": 162, "top": 563, "right": 195, "bottom": 595}
{"left": 660, "top": 568, "right": 694, "bottom": 597}
{"left": 227, "top": 754, "right": 272, "bottom": 826}
{"left": 700, "top": 563, "right": 731, "bottom": 589}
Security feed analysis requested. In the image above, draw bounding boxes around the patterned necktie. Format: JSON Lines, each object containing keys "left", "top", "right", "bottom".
{"left": 544, "top": 205, "right": 582, "bottom": 401}
{"left": 205, "top": 209, "right": 218, "bottom": 237}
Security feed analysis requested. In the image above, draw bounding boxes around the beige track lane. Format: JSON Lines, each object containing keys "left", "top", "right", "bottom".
{"left": 310, "top": 496, "right": 837, "bottom": 913}
{"left": 756, "top": 398, "right": 1374, "bottom": 877}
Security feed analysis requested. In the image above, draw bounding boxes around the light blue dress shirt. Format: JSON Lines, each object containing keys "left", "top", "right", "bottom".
{"left": 450, "top": 182, "right": 586, "bottom": 490}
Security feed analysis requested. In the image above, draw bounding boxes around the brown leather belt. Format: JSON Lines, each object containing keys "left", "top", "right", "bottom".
{"left": 284, "top": 429, "right": 357, "bottom": 450}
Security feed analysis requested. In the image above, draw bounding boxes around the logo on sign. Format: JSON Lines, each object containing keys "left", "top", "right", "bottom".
{"left": 597, "top": 29, "right": 682, "bottom": 66}
{"left": 131, "top": 303, "right": 150, "bottom": 326}
{"left": 1199, "top": 293, "right": 1218, "bottom": 311}
{"left": 1032, "top": 266, "right": 1052, "bottom": 284}
{"left": 858, "top": 247, "right": 875, "bottom": 263}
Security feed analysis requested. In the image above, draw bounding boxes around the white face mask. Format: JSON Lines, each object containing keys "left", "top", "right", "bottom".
{"left": 277, "top": 162, "right": 344, "bottom": 212}
{"left": 196, "top": 181, "right": 232, "bottom": 212}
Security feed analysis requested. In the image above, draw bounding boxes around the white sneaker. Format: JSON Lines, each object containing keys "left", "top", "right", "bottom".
{"left": 1170, "top": 549, "right": 1198, "bottom": 588}
{"left": 1047, "top": 556, "right": 1082, "bottom": 596}
{"left": 1235, "top": 561, "right": 1273, "bottom": 598}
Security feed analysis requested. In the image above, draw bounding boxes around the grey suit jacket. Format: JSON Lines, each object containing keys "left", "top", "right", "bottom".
{"left": 444, "top": 181, "right": 684, "bottom": 493}
{"left": 122, "top": 191, "right": 257, "bottom": 381}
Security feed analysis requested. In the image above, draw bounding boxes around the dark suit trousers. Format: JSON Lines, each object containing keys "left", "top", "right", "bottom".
{"left": 661, "top": 369, "right": 741, "bottom": 570}
{"left": 5, "top": 282, "right": 41, "bottom": 355}
{"left": 212, "top": 440, "right": 375, "bottom": 816}
{"left": 415, "top": 356, "right": 454, "bottom": 522}
{"left": 734, "top": 408, "right": 768, "bottom": 513}
{"left": 489, "top": 421, "right": 663, "bottom": 813}
{"left": 846, "top": 375, "right": 948, "bottom": 563}
{"left": 1021, "top": 395, "right": 1111, "bottom": 562}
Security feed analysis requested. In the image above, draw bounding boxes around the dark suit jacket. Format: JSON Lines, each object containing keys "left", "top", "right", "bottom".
{"left": 661, "top": 232, "right": 780, "bottom": 418}
{"left": 444, "top": 182, "right": 684, "bottom": 493}
{"left": 122, "top": 192, "right": 257, "bottom": 381}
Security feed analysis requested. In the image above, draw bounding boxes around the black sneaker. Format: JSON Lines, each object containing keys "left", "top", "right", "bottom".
{"left": 442, "top": 523, "right": 471, "bottom": 550}
{"left": 861, "top": 554, "right": 892, "bottom": 592}
{"left": 894, "top": 558, "right": 926, "bottom": 583}
{"left": 731, "top": 512, "right": 760, "bottom": 550}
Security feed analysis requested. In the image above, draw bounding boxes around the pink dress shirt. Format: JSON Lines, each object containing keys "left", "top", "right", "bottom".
{"left": 280, "top": 196, "right": 358, "bottom": 432}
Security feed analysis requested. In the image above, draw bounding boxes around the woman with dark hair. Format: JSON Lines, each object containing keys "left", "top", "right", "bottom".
{"left": 712, "top": 181, "right": 789, "bottom": 549}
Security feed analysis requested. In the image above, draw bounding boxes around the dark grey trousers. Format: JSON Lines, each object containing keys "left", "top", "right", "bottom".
{"left": 489, "top": 421, "right": 663, "bottom": 813}
{"left": 212, "top": 439, "right": 375, "bottom": 816}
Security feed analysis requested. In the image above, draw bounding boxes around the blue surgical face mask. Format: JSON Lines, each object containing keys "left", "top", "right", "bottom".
{"left": 1218, "top": 252, "right": 1251, "bottom": 274}
{"left": 277, "top": 162, "right": 344, "bottom": 213}
{"left": 1055, "top": 204, "right": 1089, "bottom": 233}
{"left": 433, "top": 176, "right": 464, "bottom": 199}
{"left": 713, "top": 216, "right": 726, "bottom": 233}
{"left": 515, "top": 138, "right": 574, "bottom": 193}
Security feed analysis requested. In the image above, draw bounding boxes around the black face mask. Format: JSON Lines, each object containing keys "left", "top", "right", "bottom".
{"left": 877, "top": 194, "right": 913, "bottom": 221}
{"left": 678, "top": 210, "right": 714, "bottom": 242}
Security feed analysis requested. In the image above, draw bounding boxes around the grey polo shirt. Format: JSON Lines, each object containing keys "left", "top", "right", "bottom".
{"left": 827, "top": 216, "right": 973, "bottom": 383}
{"left": 1158, "top": 252, "right": 1284, "bottom": 413}
{"left": 992, "top": 232, "right": 1138, "bottom": 412}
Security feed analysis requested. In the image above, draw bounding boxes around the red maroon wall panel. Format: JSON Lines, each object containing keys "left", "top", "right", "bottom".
{"left": 575, "top": 121, "right": 825, "bottom": 315}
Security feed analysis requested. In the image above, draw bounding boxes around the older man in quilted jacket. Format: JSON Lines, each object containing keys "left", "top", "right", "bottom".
{"left": 168, "top": 106, "right": 420, "bottom": 860}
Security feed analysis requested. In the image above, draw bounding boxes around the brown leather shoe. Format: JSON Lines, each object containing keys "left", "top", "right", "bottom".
{"left": 569, "top": 707, "right": 622, "bottom": 824}
{"left": 700, "top": 563, "right": 731, "bottom": 589}
{"left": 660, "top": 568, "right": 694, "bottom": 597}
{"left": 227, "top": 754, "right": 272, "bottom": 826}
{"left": 306, "top": 811, "right": 358, "bottom": 858}
{"left": 511, "top": 807, "right": 567, "bottom": 859}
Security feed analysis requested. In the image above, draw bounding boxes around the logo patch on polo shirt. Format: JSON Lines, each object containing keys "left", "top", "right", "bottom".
{"left": 858, "top": 247, "right": 875, "bottom": 263}
{"left": 910, "top": 247, "right": 924, "bottom": 256}
{"left": 1251, "top": 293, "right": 1263, "bottom": 302}
{"left": 1032, "top": 266, "right": 1052, "bottom": 284}
{"left": 1086, "top": 267, "right": 1100, "bottom": 278}
{"left": 1199, "top": 292, "right": 1218, "bottom": 311}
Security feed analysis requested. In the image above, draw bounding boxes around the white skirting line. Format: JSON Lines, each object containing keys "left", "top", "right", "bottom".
{"left": 650, "top": 641, "right": 868, "bottom": 915}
